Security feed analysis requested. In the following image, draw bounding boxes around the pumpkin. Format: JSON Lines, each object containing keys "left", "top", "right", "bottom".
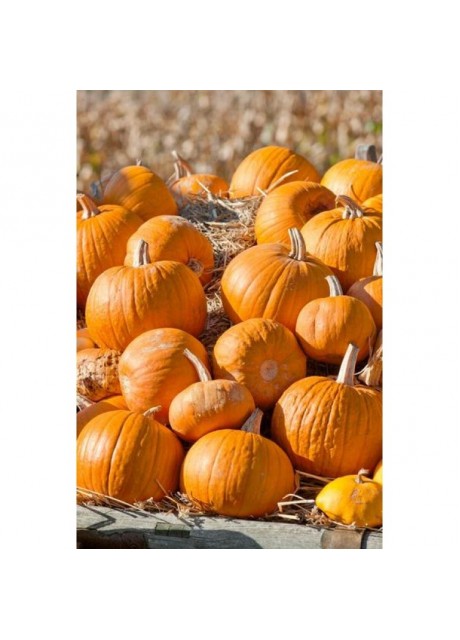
{"left": 212, "top": 318, "right": 306, "bottom": 411}
{"left": 76, "top": 395, "right": 128, "bottom": 438}
{"left": 76, "top": 348, "right": 121, "bottom": 402}
{"left": 301, "top": 195, "right": 382, "bottom": 291}
{"left": 362, "top": 193, "right": 383, "bottom": 214}
{"left": 295, "top": 275, "right": 376, "bottom": 364}
{"left": 254, "top": 181, "right": 336, "bottom": 245}
{"left": 320, "top": 157, "right": 382, "bottom": 204}
{"left": 124, "top": 214, "right": 214, "bottom": 286}
{"left": 102, "top": 163, "right": 178, "bottom": 221}
{"left": 221, "top": 228, "right": 334, "bottom": 332}
{"left": 346, "top": 241, "right": 383, "bottom": 332}
{"left": 358, "top": 330, "right": 383, "bottom": 387}
{"left": 373, "top": 460, "right": 383, "bottom": 485}
{"left": 77, "top": 409, "right": 185, "bottom": 503}
{"left": 229, "top": 145, "right": 321, "bottom": 198}
{"left": 167, "top": 151, "right": 229, "bottom": 207}
{"left": 180, "top": 409, "right": 296, "bottom": 518}
{"left": 315, "top": 468, "right": 382, "bottom": 527}
{"left": 118, "top": 327, "right": 210, "bottom": 424}
{"left": 76, "top": 193, "right": 143, "bottom": 310}
{"left": 85, "top": 239, "right": 207, "bottom": 352}
{"left": 271, "top": 343, "right": 382, "bottom": 477}
{"left": 77, "top": 327, "right": 97, "bottom": 351}
{"left": 169, "top": 348, "right": 255, "bottom": 442}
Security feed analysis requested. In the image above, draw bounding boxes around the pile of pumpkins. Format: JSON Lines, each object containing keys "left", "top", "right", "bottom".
{"left": 76, "top": 144, "right": 383, "bottom": 529}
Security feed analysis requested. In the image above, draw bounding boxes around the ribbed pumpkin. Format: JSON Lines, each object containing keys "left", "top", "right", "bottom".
{"left": 85, "top": 239, "right": 207, "bottom": 351}
{"left": 221, "top": 228, "right": 334, "bottom": 332}
{"left": 76, "top": 395, "right": 128, "bottom": 438}
{"left": 124, "top": 215, "right": 214, "bottom": 286}
{"left": 169, "top": 349, "right": 255, "bottom": 442}
{"left": 168, "top": 152, "right": 229, "bottom": 207}
{"left": 315, "top": 468, "right": 383, "bottom": 527}
{"left": 102, "top": 163, "right": 178, "bottom": 221}
{"left": 76, "top": 348, "right": 121, "bottom": 402}
{"left": 347, "top": 242, "right": 383, "bottom": 332}
{"left": 76, "top": 193, "right": 143, "bottom": 309}
{"left": 320, "top": 157, "right": 382, "bottom": 204}
{"left": 77, "top": 409, "right": 185, "bottom": 503}
{"left": 271, "top": 343, "right": 382, "bottom": 477}
{"left": 118, "top": 328, "right": 210, "bottom": 424}
{"left": 212, "top": 318, "right": 306, "bottom": 410}
{"left": 180, "top": 409, "right": 296, "bottom": 518}
{"left": 254, "top": 181, "right": 337, "bottom": 245}
{"left": 229, "top": 145, "right": 321, "bottom": 198}
{"left": 295, "top": 275, "right": 376, "bottom": 364}
{"left": 362, "top": 193, "right": 383, "bottom": 214}
{"left": 301, "top": 195, "right": 382, "bottom": 291}
{"left": 77, "top": 327, "right": 97, "bottom": 351}
{"left": 373, "top": 460, "right": 383, "bottom": 485}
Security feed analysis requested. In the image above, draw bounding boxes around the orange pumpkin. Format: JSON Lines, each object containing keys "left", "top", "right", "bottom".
{"left": 212, "top": 318, "right": 307, "bottom": 411}
{"left": 180, "top": 409, "right": 296, "bottom": 518}
{"left": 124, "top": 214, "right": 214, "bottom": 286}
{"left": 373, "top": 460, "right": 383, "bottom": 485}
{"left": 168, "top": 152, "right": 229, "bottom": 207}
{"left": 76, "top": 395, "right": 128, "bottom": 438}
{"left": 346, "top": 241, "right": 383, "bottom": 332}
{"left": 362, "top": 193, "right": 383, "bottom": 214}
{"left": 77, "top": 327, "right": 97, "bottom": 351}
{"left": 76, "top": 348, "right": 121, "bottom": 402}
{"left": 271, "top": 343, "right": 382, "bottom": 477}
{"left": 254, "top": 181, "right": 336, "bottom": 245}
{"left": 221, "top": 228, "right": 334, "bottom": 332}
{"left": 85, "top": 239, "right": 207, "bottom": 351}
{"left": 118, "top": 327, "right": 210, "bottom": 424}
{"left": 229, "top": 145, "right": 321, "bottom": 198}
{"left": 320, "top": 157, "right": 382, "bottom": 204}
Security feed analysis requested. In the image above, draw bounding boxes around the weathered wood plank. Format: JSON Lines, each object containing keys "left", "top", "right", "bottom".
{"left": 77, "top": 506, "right": 382, "bottom": 549}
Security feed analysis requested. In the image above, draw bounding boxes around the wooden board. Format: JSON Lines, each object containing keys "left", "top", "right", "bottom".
{"left": 77, "top": 505, "right": 382, "bottom": 549}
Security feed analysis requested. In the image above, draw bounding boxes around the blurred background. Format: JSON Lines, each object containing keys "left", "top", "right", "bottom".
{"left": 77, "top": 90, "right": 382, "bottom": 193}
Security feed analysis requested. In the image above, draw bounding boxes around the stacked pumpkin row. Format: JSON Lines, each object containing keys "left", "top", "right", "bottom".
{"left": 76, "top": 144, "right": 383, "bottom": 528}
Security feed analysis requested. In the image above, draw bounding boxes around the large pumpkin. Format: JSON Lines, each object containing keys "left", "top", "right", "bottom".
{"left": 102, "top": 163, "right": 178, "bottom": 221}
{"left": 168, "top": 152, "right": 229, "bottom": 207}
{"left": 220, "top": 228, "right": 334, "bottom": 332}
{"left": 124, "top": 215, "right": 214, "bottom": 286}
{"left": 85, "top": 239, "right": 207, "bottom": 351}
{"left": 254, "top": 181, "right": 336, "bottom": 245}
{"left": 271, "top": 343, "right": 382, "bottom": 477}
{"left": 229, "top": 145, "right": 321, "bottom": 198}
{"left": 320, "top": 157, "right": 382, "bottom": 204}
{"left": 346, "top": 241, "right": 383, "bottom": 332}
{"left": 118, "top": 327, "right": 210, "bottom": 424}
{"left": 77, "top": 409, "right": 185, "bottom": 503}
{"left": 180, "top": 409, "right": 296, "bottom": 518}
{"left": 301, "top": 195, "right": 382, "bottom": 291}
{"left": 212, "top": 318, "right": 307, "bottom": 410}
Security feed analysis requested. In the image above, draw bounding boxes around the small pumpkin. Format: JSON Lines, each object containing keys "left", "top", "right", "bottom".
{"left": 169, "top": 348, "right": 255, "bottom": 442}
{"left": 347, "top": 241, "right": 383, "bottom": 332}
{"left": 77, "top": 409, "right": 185, "bottom": 504}
{"left": 76, "top": 348, "right": 121, "bottom": 402}
{"left": 229, "top": 145, "right": 321, "bottom": 198}
{"left": 167, "top": 151, "right": 229, "bottom": 207}
{"left": 320, "top": 156, "right": 382, "bottom": 204}
{"left": 102, "top": 163, "right": 178, "bottom": 221}
{"left": 124, "top": 214, "right": 214, "bottom": 286}
{"left": 212, "top": 318, "right": 307, "bottom": 411}
{"left": 180, "top": 408, "right": 296, "bottom": 518}
{"left": 315, "top": 468, "right": 382, "bottom": 528}
{"left": 77, "top": 327, "right": 97, "bottom": 351}
{"left": 295, "top": 275, "right": 376, "bottom": 364}
{"left": 85, "top": 239, "right": 207, "bottom": 351}
{"left": 271, "top": 343, "right": 382, "bottom": 477}
{"left": 76, "top": 394, "right": 128, "bottom": 438}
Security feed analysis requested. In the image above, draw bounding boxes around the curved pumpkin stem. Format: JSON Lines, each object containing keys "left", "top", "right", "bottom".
{"left": 132, "top": 239, "right": 151, "bottom": 267}
{"left": 183, "top": 348, "right": 212, "bottom": 382}
{"left": 241, "top": 408, "right": 263, "bottom": 435}
{"left": 287, "top": 228, "right": 308, "bottom": 261}
{"left": 77, "top": 393, "right": 94, "bottom": 410}
{"left": 358, "top": 331, "right": 383, "bottom": 388}
{"left": 373, "top": 242, "right": 383, "bottom": 276}
{"left": 172, "top": 150, "right": 194, "bottom": 178}
{"left": 143, "top": 405, "right": 162, "bottom": 418}
{"left": 355, "top": 468, "right": 371, "bottom": 483}
{"left": 336, "top": 343, "right": 359, "bottom": 386}
{"left": 326, "top": 275, "right": 343, "bottom": 297}
{"left": 77, "top": 193, "right": 101, "bottom": 220}
{"left": 337, "top": 195, "right": 365, "bottom": 220}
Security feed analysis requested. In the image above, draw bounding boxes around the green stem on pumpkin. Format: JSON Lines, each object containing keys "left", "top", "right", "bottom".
{"left": 77, "top": 193, "right": 101, "bottom": 220}
{"left": 373, "top": 242, "right": 383, "bottom": 277}
{"left": 183, "top": 348, "right": 212, "bottom": 382}
{"left": 326, "top": 275, "right": 343, "bottom": 297}
{"left": 336, "top": 343, "right": 359, "bottom": 386}
{"left": 132, "top": 239, "right": 150, "bottom": 267}
{"left": 241, "top": 408, "right": 263, "bottom": 435}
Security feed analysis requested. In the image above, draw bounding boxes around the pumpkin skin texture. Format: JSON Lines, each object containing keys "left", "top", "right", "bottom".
{"left": 76, "top": 395, "right": 128, "bottom": 438}
{"left": 229, "top": 145, "right": 321, "bottom": 198}
{"left": 77, "top": 410, "right": 185, "bottom": 503}
{"left": 362, "top": 193, "right": 383, "bottom": 214}
{"left": 254, "top": 181, "right": 336, "bottom": 245}
{"left": 320, "top": 158, "right": 382, "bottom": 204}
{"left": 85, "top": 240, "right": 207, "bottom": 352}
{"left": 118, "top": 328, "right": 210, "bottom": 424}
{"left": 76, "top": 194, "right": 143, "bottom": 310}
{"left": 295, "top": 275, "right": 376, "bottom": 364}
{"left": 102, "top": 164, "right": 178, "bottom": 221}
{"left": 220, "top": 228, "right": 334, "bottom": 332}
{"left": 301, "top": 196, "right": 382, "bottom": 291}
{"left": 271, "top": 343, "right": 382, "bottom": 478}
{"left": 347, "top": 242, "right": 383, "bottom": 332}
{"left": 76, "top": 348, "right": 121, "bottom": 402}
{"left": 169, "top": 349, "right": 255, "bottom": 443}
{"left": 180, "top": 409, "right": 296, "bottom": 518}
{"left": 315, "top": 469, "right": 382, "bottom": 527}
{"left": 124, "top": 215, "right": 214, "bottom": 286}
{"left": 212, "top": 318, "right": 307, "bottom": 411}
{"left": 77, "top": 327, "right": 97, "bottom": 351}
{"left": 373, "top": 460, "right": 383, "bottom": 485}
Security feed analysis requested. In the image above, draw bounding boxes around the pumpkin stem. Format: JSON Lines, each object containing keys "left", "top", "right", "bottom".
{"left": 77, "top": 193, "right": 101, "bottom": 220}
{"left": 172, "top": 150, "right": 194, "bottom": 178}
{"left": 77, "top": 393, "right": 94, "bottom": 410}
{"left": 336, "top": 343, "right": 359, "bottom": 386}
{"left": 326, "top": 275, "right": 343, "bottom": 297}
{"left": 132, "top": 239, "right": 151, "bottom": 267}
{"left": 241, "top": 408, "right": 263, "bottom": 435}
{"left": 358, "top": 331, "right": 383, "bottom": 388}
{"left": 186, "top": 258, "right": 205, "bottom": 279}
{"left": 373, "top": 242, "right": 383, "bottom": 276}
{"left": 287, "top": 228, "right": 307, "bottom": 261}
{"left": 143, "top": 405, "right": 162, "bottom": 418}
{"left": 135, "top": 159, "right": 143, "bottom": 166}
{"left": 355, "top": 468, "right": 370, "bottom": 483}
{"left": 355, "top": 144, "right": 377, "bottom": 162}
{"left": 266, "top": 169, "right": 299, "bottom": 193}
{"left": 337, "top": 195, "right": 365, "bottom": 220}
{"left": 183, "top": 348, "right": 212, "bottom": 382}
